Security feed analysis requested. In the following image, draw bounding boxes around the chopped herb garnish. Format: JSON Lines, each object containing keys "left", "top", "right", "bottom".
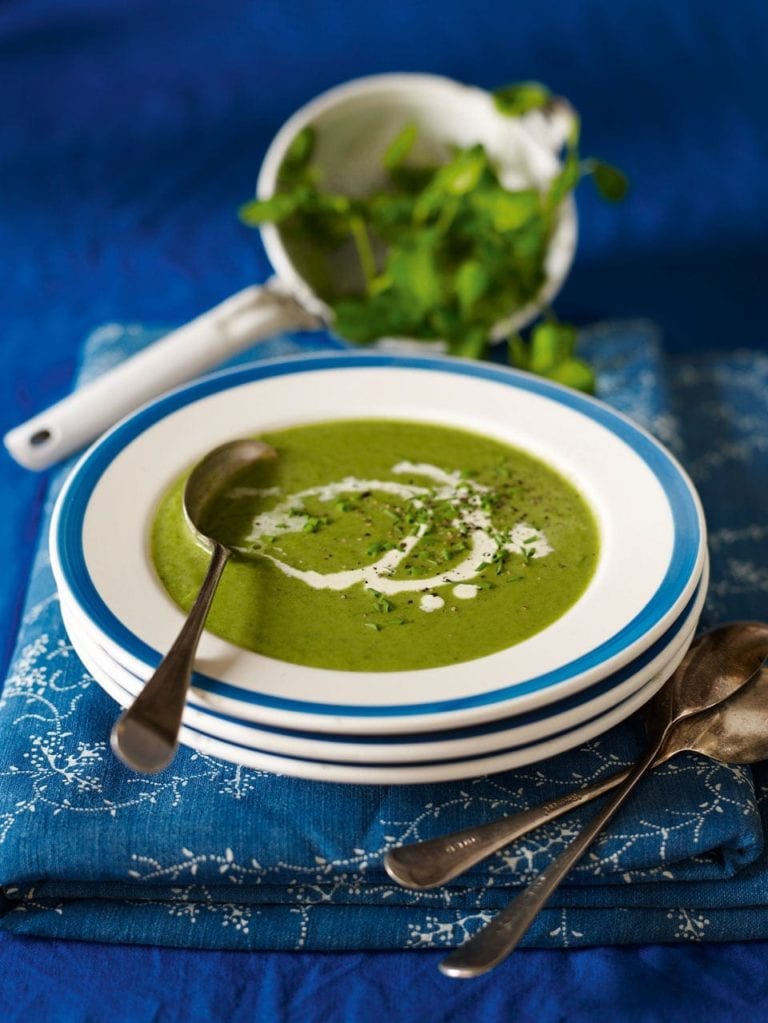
{"left": 365, "top": 617, "right": 409, "bottom": 631}
{"left": 367, "top": 540, "right": 391, "bottom": 557}
{"left": 336, "top": 499, "right": 359, "bottom": 513}
{"left": 373, "top": 593, "right": 394, "bottom": 613}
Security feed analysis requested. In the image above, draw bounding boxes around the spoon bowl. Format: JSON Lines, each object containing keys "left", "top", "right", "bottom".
{"left": 646, "top": 620, "right": 768, "bottom": 733}
{"left": 110, "top": 438, "right": 278, "bottom": 774}
{"left": 668, "top": 661, "right": 768, "bottom": 764}
{"left": 385, "top": 622, "right": 768, "bottom": 892}
{"left": 436, "top": 621, "right": 768, "bottom": 976}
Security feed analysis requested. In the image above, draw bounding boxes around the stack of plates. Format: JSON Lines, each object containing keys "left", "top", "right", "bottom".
{"left": 51, "top": 353, "right": 708, "bottom": 784}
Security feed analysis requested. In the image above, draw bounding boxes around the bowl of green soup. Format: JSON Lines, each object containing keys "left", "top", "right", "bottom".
{"left": 51, "top": 352, "right": 706, "bottom": 756}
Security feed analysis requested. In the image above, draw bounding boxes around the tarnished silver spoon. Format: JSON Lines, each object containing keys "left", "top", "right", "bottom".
{"left": 431, "top": 621, "right": 768, "bottom": 977}
{"left": 110, "top": 438, "right": 278, "bottom": 774}
{"left": 386, "top": 621, "right": 768, "bottom": 892}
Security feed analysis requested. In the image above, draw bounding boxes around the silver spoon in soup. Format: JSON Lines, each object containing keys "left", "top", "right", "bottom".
{"left": 110, "top": 438, "right": 278, "bottom": 774}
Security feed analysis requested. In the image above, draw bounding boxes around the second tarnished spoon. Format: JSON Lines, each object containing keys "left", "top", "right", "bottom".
{"left": 110, "top": 437, "right": 278, "bottom": 774}
{"left": 436, "top": 621, "right": 768, "bottom": 977}
{"left": 386, "top": 621, "right": 768, "bottom": 891}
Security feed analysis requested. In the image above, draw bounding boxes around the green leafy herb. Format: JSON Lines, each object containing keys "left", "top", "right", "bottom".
{"left": 492, "top": 81, "right": 552, "bottom": 117}
{"left": 588, "top": 160, "right": 630, "bottom": 202}
{"left": 239, "top": 82, "right": 627, "bottom": 391}
{"left": 370, "top": 590, "right": 395, "bottom": 613}
{"left": 302, "top": 515, "right": 330, "bottom": 533}
{"left": 282, "top": 126, "right": 315, "bottom": 174}
{"left": 509, "top": 319, "right": 596, "bottom": 393}
{"left": 367, "top": 540, "right": 391, "bottom": 557}
{"left": 383, "top": 122, "right": 418, "bottom": 171}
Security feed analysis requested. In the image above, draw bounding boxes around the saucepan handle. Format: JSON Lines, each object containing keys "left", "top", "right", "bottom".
{"left": 4, "top": 283, "right": 322, "bottom": 471}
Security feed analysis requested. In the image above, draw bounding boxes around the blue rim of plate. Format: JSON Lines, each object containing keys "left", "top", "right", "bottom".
{"left": 52, "top": 352, "right": 705, "bottom": 720}
{"left": 72, "top": 610, "right": 684, "bottom": 779}
{"left": 176, "top": 672, "right": 662, "bottom": 770}
{"left": 150, "top": 574, "right": 705, "bottom": 747}
{"left": 92, "top": 655, "right": 670, "bottom": 780}
{"left": 78, "top": 569, "right": 703, "bottom": 749}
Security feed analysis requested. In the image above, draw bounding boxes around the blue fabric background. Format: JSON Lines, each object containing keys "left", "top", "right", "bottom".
{"left": 1, "top": 1, "right": 768, "bottom": 1019}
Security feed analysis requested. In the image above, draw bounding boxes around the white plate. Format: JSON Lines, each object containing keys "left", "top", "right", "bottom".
{"left": 61, "top": 556, "right": 706, "bottom": 764}
{"left": 72, "top": 629, "right": 690, "bottom": 785}
{"left": 51, "top": 353, "right": 706, "bottom": 734}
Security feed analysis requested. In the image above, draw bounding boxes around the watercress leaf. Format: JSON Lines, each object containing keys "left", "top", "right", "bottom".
{"left": 333, "top": 289, "right": 426, "bottom": 343}
{"left": 368, "top": 194, "right": 418, "bottom": 232}
{"left": 493, "top": 81, "right": 552, "bottom": 117}
{"left": 386, "top": 238, "right": 443, "bottom": 313}
{"left": 238, "top": 192, "right": 304, "bottom": 225}
{"left": 529, "top": 321, "right": 577, "bottom": 373}
{"left": 546, "top": 151, "right": 581, "bottom": 209}
{"left": 591, "top": 160, "right": 630, "bottom": 202}
{"left": 383, "top": 121, "right": 419, "bottom": 171}
{"left": 470, "top": 188, "right": 539, "bottom": 232}
{"left": 506, "top": 214, "right": 549, "bottom": 261}
{"left": 309, "top": 192, "right": 353, "bottom": 216}
{"left": 389, "top": 164, "right": 438, "bottom": 195}
{"left": 507, "top": 333, "right": 529, "bottom": 370}
{"left": 528, "top": 323, "right": 560, "bottom": 374}
{"left": 283, "top": 126, "right": 315, "bottom": 172}
{"left": 427, "top": 306, "right": 462, "bottom": 341}
{"left": 446, "top": 145, "right": 488, "bottom": 195}
{"left": 455, "top": 259, "right": 490, "bottom": 314}
{"left": 423, "top": 145, "right": 487, "bottom": 205}
{"left": 486, "top": 285, "right": 528, "bottom": 326}
{"left": 331, "top": 298, "right": 382, "bottom": 343}
{"left": 448, "top": 325, "right": 488, "bottom": 359}
{"left": 547, "top": 356, "right": 596, "bottom": 393}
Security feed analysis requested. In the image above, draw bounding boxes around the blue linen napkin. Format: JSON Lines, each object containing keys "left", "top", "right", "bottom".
{"left": 1, "top": 321, "right": 767, "bottom": 951}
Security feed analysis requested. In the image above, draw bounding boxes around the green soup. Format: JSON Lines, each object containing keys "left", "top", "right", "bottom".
{"left": 151, "top": 419, "right": 599, "bottom": 671}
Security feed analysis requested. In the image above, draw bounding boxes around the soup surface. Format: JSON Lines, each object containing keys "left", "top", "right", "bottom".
{"left": 151, "top": 419, "right": 599, "bottom": 671}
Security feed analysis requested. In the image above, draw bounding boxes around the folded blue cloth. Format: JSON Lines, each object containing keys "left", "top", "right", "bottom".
{"left": 1, "top": 321, "right": 767, "bottom": 951}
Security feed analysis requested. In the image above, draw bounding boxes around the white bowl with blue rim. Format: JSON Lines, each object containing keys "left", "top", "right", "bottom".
{"left": 59, "top": 556, "right": 706, "bottom": 780}
{"left": 50, "top": 353, "right": 707, "bottom": 740}
{"left": 61, "top": 588, "right": 703, "bottom": 784}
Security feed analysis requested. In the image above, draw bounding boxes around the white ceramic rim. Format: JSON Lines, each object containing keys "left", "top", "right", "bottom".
{"left": 50, "top": 354, "right": 706, "bottom": 735}
{"left": 77, "top": 632, "right": 692, "bottom": 785}
{"left": 61, "top": 555, "right": 706, "bottom": 764}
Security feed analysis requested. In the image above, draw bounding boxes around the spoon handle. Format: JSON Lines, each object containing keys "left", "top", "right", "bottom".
{"left": 110, "top": 543, "right": 231, "bottom": 774}
{"left": 384, "top": 765, "right": 635, "bottom": 889}
{"left": 439, "top": 734, "right": 665, "bottom": 978}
